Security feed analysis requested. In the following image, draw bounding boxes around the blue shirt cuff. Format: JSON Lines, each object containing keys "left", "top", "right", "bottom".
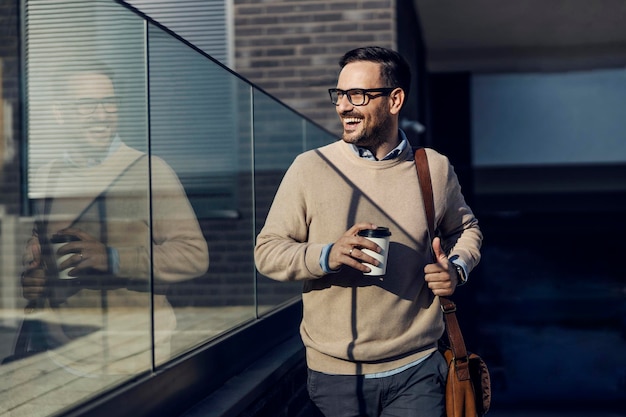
{"left": 107, "top": 247, "right": 120, "bottom": 275}
{"left": 320, "top": 243, "right": 339, "bottom": 274}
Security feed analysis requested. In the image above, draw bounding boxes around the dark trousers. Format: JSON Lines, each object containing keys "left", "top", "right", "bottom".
{"left": 307, "top": 351, "right": 448, "bottom": 417}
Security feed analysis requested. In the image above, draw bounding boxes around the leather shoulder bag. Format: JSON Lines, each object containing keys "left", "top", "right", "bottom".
{"left": 414, "top": 147, "right": 491, "bottom": 417}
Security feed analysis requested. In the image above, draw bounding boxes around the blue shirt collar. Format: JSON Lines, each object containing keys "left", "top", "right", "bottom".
{"left": 351, "top": 129, "right": 409, "bottom": 161}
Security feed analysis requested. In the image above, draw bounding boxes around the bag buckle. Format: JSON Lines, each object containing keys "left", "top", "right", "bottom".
{"left": 440, "top": 303, "right": 456, "bottom": 314}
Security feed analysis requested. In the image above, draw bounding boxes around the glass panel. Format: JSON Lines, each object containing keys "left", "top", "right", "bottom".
{"left": 253, "top": 91, "right": 310, "bottom": 313}
{"left": 1, "top": 1, "right": 336, "bottom": 415}
{"left": 1, "top": 1, "right": 150, "bottom": 415}
{"left": 147, "top": 23, "right": 255, "bottom": 362}
{"left": 304, "top": 119, "right": 337, "bottom": 151}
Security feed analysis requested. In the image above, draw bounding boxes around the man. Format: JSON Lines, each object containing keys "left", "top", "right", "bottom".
{"left": 254, "top": 46, "right": 482, "bottom": 416}
{"left": 20, "top": 60, "right": 209, "bottom": 375}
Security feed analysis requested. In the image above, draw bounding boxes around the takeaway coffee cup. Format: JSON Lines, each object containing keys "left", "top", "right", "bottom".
{"left": 50, "top": 234, "right": 80, "bottom": 279}
{"left": 357, "top": 227, "right": 391, "bottom": 276}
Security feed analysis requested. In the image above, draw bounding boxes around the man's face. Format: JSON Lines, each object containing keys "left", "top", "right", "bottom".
{"left": 59, "top": 72, "right": 119, "bottom": 150}
{"left": 335, "top": 61, "right": 394, "bottom": 149}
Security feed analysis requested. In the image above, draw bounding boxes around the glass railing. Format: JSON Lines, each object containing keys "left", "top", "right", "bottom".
{"left": 0, "top": 0, "right": 335, "bottom": 415}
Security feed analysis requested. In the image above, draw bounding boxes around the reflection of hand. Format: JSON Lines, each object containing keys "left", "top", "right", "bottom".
{"left": 327, "top": 222, "right": 381, "bottom": 273}
{"left": 22, "top": 235, "right": 41, "bottom": 268}
{"left": 21, "top": 235, "right": 46, "bottom": 300}
{"left": 54, "top": 227, "right": 109, "bottom": 276}
{"left": 21, "top": 266, "right": 46, "bottom": 301}
{"left": 424, "top": 237, "right": 457, "bottom": 296}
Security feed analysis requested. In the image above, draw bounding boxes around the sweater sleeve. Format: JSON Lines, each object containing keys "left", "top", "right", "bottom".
{"left": 429, "top": 150, "right": 483, "bottom": 273}
{"left": 255, "top": 155, "right": 326, "bottom": 281}
{"left": 117, "top": 157, "right": 209, "bottom": 282}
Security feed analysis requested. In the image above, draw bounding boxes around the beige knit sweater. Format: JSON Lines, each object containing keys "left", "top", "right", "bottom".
{"left": 255, "top": 140, "right": 482, "bottom": 375}
{"left": 30, "top": 143, "right": 209, "bottom": 375}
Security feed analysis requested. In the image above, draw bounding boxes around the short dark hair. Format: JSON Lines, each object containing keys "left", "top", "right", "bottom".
{"left": 339, "top": 46, "right": 411, "bottom": 96}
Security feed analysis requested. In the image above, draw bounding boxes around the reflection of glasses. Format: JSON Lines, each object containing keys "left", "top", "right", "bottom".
{"left": 74, "top": 97, "right": 118, "bottom": 115}
{"left": 328, "top": 88, "right": 395, "bottom": 106}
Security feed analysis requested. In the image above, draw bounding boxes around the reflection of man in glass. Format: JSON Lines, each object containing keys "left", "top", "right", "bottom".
{"left": 20, "top": 61, "right": 209, "bottom": 375}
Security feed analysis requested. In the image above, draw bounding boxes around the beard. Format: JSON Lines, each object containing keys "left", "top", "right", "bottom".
{"left": 341, "top": 107, "right": 395, "bottom": 152}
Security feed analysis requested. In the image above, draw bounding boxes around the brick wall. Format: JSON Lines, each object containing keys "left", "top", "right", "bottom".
{"left": 0, "top": 0, "right": 403, "bottom": 310}
{"left": 168, "top": 0, "right": 405, "bottom": 307}
{"left": 233, "top": 0, "right": 397, "bottom": 135}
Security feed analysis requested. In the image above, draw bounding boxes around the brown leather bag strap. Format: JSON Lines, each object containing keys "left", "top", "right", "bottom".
{"left": 414, "top": 147, "right": 470, "bottom": 381}
{"left": 414, "top": 147, "right": 435, "bottom": 247}
{"left": 440, "top": 298, "right": 471, "bottom": 380}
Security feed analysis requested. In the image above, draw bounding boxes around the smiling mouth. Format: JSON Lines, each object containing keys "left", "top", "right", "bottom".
{"left": 86, "top": 125, "right": 109, "bottom": 133}
{"left": 343, "top": 117, "right": 363, "bottom": 131}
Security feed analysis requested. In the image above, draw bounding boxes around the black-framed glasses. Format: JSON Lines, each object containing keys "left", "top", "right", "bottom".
{"left": 328, "top": 88, "right": 395, "bottom": 106}
{"left": 74, "top": 97, "right": 118, "bottom": 115}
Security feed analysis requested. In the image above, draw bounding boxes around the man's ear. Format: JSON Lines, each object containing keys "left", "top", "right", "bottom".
{"left": 52, "top": 102, "right": 65, "bottom": 125}
{"left": 388, "top": 88, "right": 405, "bottom": 115}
